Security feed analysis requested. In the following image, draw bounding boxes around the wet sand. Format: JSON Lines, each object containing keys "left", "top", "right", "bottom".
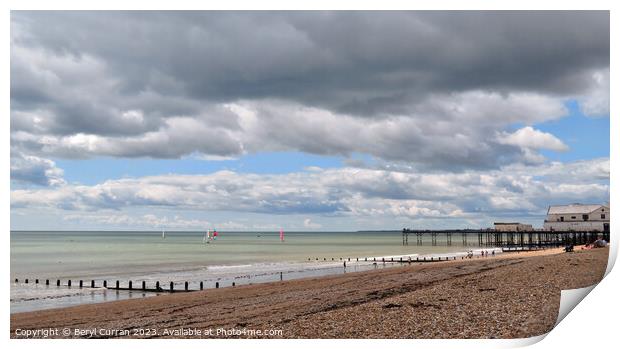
{"left": 10, "top": 247, "right": 609, "bottom": 339}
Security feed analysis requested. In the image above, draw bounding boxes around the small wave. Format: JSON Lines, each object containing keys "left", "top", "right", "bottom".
{"left": 206, "top": 264, "right": 256, "bottom": 271}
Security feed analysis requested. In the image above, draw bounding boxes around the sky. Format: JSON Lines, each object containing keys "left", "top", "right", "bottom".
{"left": 10, "top": 11, "right": 610, "bottom": 231}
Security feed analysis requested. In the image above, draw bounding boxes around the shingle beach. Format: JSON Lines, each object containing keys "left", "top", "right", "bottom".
{"left": 11, "top": 247, "right": 608, "bottom": 339}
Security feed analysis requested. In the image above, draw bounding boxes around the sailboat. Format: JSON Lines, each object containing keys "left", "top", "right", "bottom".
{"left": 162, "top": 230, "right": 166, "bottom": 239}
{"left": 280, "top": 228, "right": 284, "bottom": 242}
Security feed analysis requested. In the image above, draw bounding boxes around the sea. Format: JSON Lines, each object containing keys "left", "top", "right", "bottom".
{"left": 10, "top": 230, "right": 501, "bottom": 313}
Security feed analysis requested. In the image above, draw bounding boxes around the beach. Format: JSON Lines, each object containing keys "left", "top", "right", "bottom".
{"left": 10, "top": 246, "right": 609, "bottom": 339}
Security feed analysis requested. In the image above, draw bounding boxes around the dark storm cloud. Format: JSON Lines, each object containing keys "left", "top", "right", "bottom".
{"left": 12, "top": 11, "right": 609, "bottom": 108}
{"left": 10, "top": 11, "right": 609, "bottom": 168}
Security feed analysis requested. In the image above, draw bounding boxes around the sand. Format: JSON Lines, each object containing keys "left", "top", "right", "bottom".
{"left": 10, "top": 247, "right": 609, "bottom": 339}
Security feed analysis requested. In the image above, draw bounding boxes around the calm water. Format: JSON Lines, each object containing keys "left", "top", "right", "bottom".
{"left": 10, "top": 230, "right": 499, "bottom": 313}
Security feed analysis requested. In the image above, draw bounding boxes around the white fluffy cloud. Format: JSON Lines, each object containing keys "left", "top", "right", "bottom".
{"left": 11, "top": 158, "right": 609, "bottom": 223}
{"left": 62, "top": 213, "right": 212, "bottom": 229}
{"left": 10, "top": 152, "right": 65, "bottom": 186}
{"left": 303, "top": 218, "right": 322, "bottom": 229}
{"left": 497, "top": 126, "right": 569, "bottom": 152}
{"left": 579, "top": 69, "right": 610, "bottom": 116}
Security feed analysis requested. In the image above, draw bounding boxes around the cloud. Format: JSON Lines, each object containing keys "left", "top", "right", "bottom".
{"left": 303, "top": 218, "right": 322, "bottom": 229}
{"left": 11, "top": 158, "right": 610, "bottom": 221}
{"left": 11, "top": 95, "right": 568, "bottom": 169}
{"left": 62, "top": 213, "right": 212, "bottom": 229}
{"left": 497, "top": 126, "right": 569, "bottom": 152}
{"left": 578, "top": 68, "right": 610, "bottom": 116}
{"left": 9, "top": 12, "right": 609, "bottom": 230}
{"left": 10, "top": 152, "right": 65, "bottom": 186}
{"left": 10, "top": 11, "right": 608, "bottom": 170}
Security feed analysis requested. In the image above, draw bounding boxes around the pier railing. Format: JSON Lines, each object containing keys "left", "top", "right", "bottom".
{"left": 401, "top": 229, "right": 609, "bottom": 249}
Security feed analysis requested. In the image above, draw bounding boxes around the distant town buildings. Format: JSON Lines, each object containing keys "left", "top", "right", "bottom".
{"left": 493, "top": 222, "right": 533, "bottom": 232}
{"left": 543, "top": 203, "right": 610, "bottom": 232}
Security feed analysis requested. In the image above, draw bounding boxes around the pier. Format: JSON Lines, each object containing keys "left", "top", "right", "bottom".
{"left": 401, "top": 228, "right": 609, "bottom": 250}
